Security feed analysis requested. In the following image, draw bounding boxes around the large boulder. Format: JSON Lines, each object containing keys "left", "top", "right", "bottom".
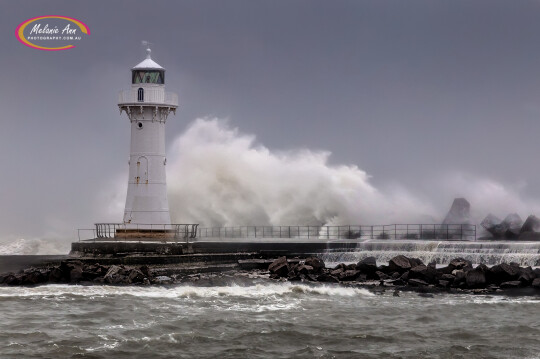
{"left": 466, "top": 267, "right": 486, "bottom": 288}
{"left": 48, "top": 267, "right": 64, "bottom": 283}
{"left": 356, "top": 257, "right": 378, "bottom": 274}
{"left": 69, "top": 267, "right": 84, "bottom": 283}
{"left": 518, "top": 267, "right": 536, "bottom": 285}
{"left": 2, "top": 274, "right": 21, "bottom": 285}
{"left": 520, "top": 215, "right": 540, "bottom": 233}
{"left": 448, "top": 258, "right": 472, "bottom": 272}
{"left": 409, "top": 265, "right": 438, "bottom": 283}
{"left": 127, "top": 268, "right": 146, "bottom": 283}
{"left": 388, "top": 255, "right": 412, "bottom": 273}
{"left": 483, "top": 213, "right": 523, "bottom": 239}
{"left": 481, "top": 214, "right": 501, "bottom": 231}
{"left": 339, "top": 270, "right": 361, "bottom": 281}
{"left": 104, "top": 265, "right": 128, "bottom": 284}
{"left": 268, "top": 257, "right": 289, "bottom": 278}
{"left": 488, "top": 263, "right": 520, "bottom": 284}
{"left": 442, "top": 198, "right": 471, "bottom": 225}
{"left": 304, "top": 257, "right": 325, "bottom": 273}
{"left": 21, "top": 270, "right": 46, "bottom": 285}
{"left": 503, "top": 213, "right": 523, "bottom": 238}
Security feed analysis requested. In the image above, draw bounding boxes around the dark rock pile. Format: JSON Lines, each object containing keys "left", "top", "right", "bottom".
{"left": 481, "top": 213, "right": 540, "bottom": 240}
{"left": 268, "top": 255, "right": 540, "bottom": 293}
{"left": 0, "top": 260, "right": 161, "bottom": 286}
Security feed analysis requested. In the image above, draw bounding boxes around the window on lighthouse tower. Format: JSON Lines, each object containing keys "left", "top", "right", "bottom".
{"left": 132, "top": 70, "right": 164, "bottom": 84}
{"left": 137, "top": 88, "right": 144, "bottom": 102}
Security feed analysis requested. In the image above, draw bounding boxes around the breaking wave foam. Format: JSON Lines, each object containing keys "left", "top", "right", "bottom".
{"left": 0, "top": 283, "right": 374, "bottom": 299}
{"left": 166, "top": 118, "right": 436, "bottom": 227}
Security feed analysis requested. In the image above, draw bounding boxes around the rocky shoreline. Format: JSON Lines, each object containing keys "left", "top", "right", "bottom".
{"left": 1, "top": 255, "right": 540, "bottom": 295}
{"left": 265, "top": 255, "right": 540, "bottom": 294}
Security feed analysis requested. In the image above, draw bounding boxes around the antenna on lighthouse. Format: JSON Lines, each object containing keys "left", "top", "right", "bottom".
{"left": 141, "top": 40, "right": 152, "bottom": 58}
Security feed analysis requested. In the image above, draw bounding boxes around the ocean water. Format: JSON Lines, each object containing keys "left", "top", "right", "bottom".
{"left": 1, "top": 276, "right": 539, "bottom": 359}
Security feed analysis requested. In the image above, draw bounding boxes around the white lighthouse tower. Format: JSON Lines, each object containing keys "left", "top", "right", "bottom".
{"left": 118, "top": 48, "right": 178, "bottom": 227}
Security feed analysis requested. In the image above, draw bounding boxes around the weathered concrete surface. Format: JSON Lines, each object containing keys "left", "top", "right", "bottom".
{"left": 71, "top": 239, "right": 360, "bottom": 258}
{"left": 71, "top": 241, "right": 185, "bottom": 257}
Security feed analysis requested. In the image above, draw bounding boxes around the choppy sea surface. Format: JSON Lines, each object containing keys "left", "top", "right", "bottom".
{"left": 1, "top": 277, "right": 539, "bottom": 359}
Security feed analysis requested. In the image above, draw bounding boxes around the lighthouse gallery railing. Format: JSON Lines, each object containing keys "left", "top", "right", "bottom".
{"left": 118, "top": 88, "right": 178, "bottom": 106}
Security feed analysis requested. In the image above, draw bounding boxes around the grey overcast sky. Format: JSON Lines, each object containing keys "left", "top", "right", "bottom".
{"left": 2, "top": 0, "right": 540, "bottom": 245}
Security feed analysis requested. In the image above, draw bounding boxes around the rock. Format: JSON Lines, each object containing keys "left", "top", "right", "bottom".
{"left": 442, "top": 198, "right": 471, "bottom": 225}
{"left": 408, "top": 278, "right": 429, "bottom": 287}
{"left": 70, "top": 268, "right": 84, "bottom": 283}
{"left": 481, "top": 213, "right": 502, "bottom": 232}
{"left": 520, "top": 215, "right": 540, "bottom": 233}
{"left": 21, "top": 271, "right": 46, "bottom": 285}
{"left": 466, "top": 268, "right": 486, "bottom": 288}
{"left": 104, "top": 265, "right": 127, "bottom": 284}
{"left": 532, "top": 278, "right": 540, "bottom": 288}
{"left": 438, "top": 280, "right": 450, "bottom": 288}
{"left": 3, "top": 274, "right": 20, "bottom": 285}
{"left": 409, "top": 265, "right": 438, "bottom": 283}
{"left": 304, "top": 257, "right": 325, "bottom": 273}
{"left": 483, "top": 213, "right": 523, "bottom": 239}
{"left": 346, "top": 263, "right": 357, "bottom": 270}
{"left": 488, "top": 263, "right": 520, "bottom": 284}
{"left": 356, "top": 273, "right": 368, "bottom": 281}
{"left": 452, "top": 270, "right": 466, "bottom": 286}
{"left": 268, "top": 257, "right": 289, "bottom": 278}
{"left": 268, "top": 256, "right": 288, "bottom": 272}
{"left": 139, "top": 265, "right": 151, "bottom": 277}
{"left": 390, "top": 272, "right": 401, "bottom": 279}
{"left": 296, "top": 265, "right": 314, "bottom": 275}
{"left": 448, "top": 258, "right": 472, "bottom": 271}
{"left": 375, "top": 271, "right": 390, "bottom": 280}
{"left": 500, "top": 280, "right": 522, "bottom": 288}
{"left": 440, "top": 273, "right": 455, "bottom": 282}
{"left": 518, "top": 267, "right": 535, "bottom": 285}
{"left": 400, "top": 271, "right": 409, "bottom": 282}
{"left": 339, "top": 270, "right": 361, "bottom": 281}
{"left": 317, "top": 274, "right": 340, "bottom": 283}
{"left": 330, "top": 268, "right": 344, "bottom": 276}
{"left": 388, "top": 255, "right": 412, "bottom": 273}
{"left": 409, "top": 258, "right": 425, "bottom": 268}
{"left": 128, "top": 268, "right": 146, "bottom": 283}
{"left": 503, "top": 213, "right": 523, "bottom": 238}
{"left": 356, "top": 257, "right": 377, "bottom": 273}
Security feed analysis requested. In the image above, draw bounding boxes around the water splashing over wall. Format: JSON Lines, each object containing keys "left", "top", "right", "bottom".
{"left": 322, "top": 240, "right": 540, "bottom": 267}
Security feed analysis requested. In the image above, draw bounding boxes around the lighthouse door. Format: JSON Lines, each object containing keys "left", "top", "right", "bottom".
{"left": 136, "top": 156, "right": 148, "bottom": 184}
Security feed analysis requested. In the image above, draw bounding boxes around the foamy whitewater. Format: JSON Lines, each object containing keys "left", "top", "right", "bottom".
{"left": 5, "top": 118, "right": 540, "bottom": 254}
{"left": 1, "top": 279, "right": 539, "bottom": 358}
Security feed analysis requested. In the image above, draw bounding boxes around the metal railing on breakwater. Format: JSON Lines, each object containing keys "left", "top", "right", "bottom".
{"left": 78, "top": 223, "right": 199, "bottom": 242}
{"left": 196, "top": 224, "right": 476, "bottom": 241}
{"left": 78, "top": 223, "right": 475, "bottom": 242}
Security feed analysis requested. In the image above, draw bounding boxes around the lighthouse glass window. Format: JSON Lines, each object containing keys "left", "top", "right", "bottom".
{"left": 132, "top": 70, "right": 164, "bottom": 84}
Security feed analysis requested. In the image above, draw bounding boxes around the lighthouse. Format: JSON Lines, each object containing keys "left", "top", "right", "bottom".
{"left": 118, "top": 48, "right": 178, "bottom": 227}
